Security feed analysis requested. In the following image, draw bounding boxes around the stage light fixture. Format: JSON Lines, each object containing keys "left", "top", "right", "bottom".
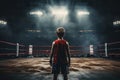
{"left": 30, "top": 11, "right": 43, "bottom": 16}
{"left": 50, "top": 6, "right": 69, "bottom": 17}
{"left": 0, "top": 20, "right": 7, "bottom": 25}
{"left": 77, "top": 11, "right": 90, "bottom": 15}
{"left": 113, "top": 20, "right": 120, "bottom": 26}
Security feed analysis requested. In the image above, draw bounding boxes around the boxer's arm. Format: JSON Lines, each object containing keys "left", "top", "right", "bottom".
{"left": 66, "top": 42, "right": 71, "bottom": 67}
{"left": 50, "top": 42, "right": 55, "bottom": 66}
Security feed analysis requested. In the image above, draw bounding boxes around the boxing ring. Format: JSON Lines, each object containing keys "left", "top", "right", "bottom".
{"left": 0, "top": 40, "right": 120, "bottom": 80}
{"left": 0, "top": 40, "right": 120, "bottom": 58}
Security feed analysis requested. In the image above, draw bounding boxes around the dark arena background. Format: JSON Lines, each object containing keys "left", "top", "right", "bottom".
{"left": 0, "top": 0, "right": 120, "bottom": 80}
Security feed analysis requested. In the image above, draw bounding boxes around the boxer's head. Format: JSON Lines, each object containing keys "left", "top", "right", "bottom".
{"left": 56, "top": 27, "right": 65, "bottom": 38}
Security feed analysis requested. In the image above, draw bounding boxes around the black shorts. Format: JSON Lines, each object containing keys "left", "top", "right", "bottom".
{"left": 52, "top": 63, "right": 69, "bottom": 74}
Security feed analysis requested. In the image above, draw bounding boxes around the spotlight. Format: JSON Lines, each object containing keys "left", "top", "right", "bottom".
{"left": 49, "top": 6, "right": 69, "bottom": 26}
{"left": 51, "top": 9, "right": 68, "bottom": 16}
{"left": 30, "top": 11, "right": 43, "bottom": 16}
{"left": 0, "top": 20, "right": 7, "bottom": 25}
{"left": 113, "top": 20, "right": 120, "bottom": 26}
{"left": 77, "top": 11, "right": 90, "bottom": 15}
{"left": 50, "top": 6, "right": 69, "bottom": 17}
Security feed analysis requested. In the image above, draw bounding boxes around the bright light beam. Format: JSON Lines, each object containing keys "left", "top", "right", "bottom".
{"left": 50, "top": 6, "right": 69, "bottom": 17}
{"left": 0, "top": 20, "right": 7, "bottom": 25}
{"left": 113, "top": 20, "right": 120, "bottom": 26}
{"left": 30, "top": 11, "right": 43, "bottom": 16}
{"left": 49, "top": 6, "right": 69, "bottom": 26}
{"left": 77, "top": 11, "right": 90, "bottom": 15}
